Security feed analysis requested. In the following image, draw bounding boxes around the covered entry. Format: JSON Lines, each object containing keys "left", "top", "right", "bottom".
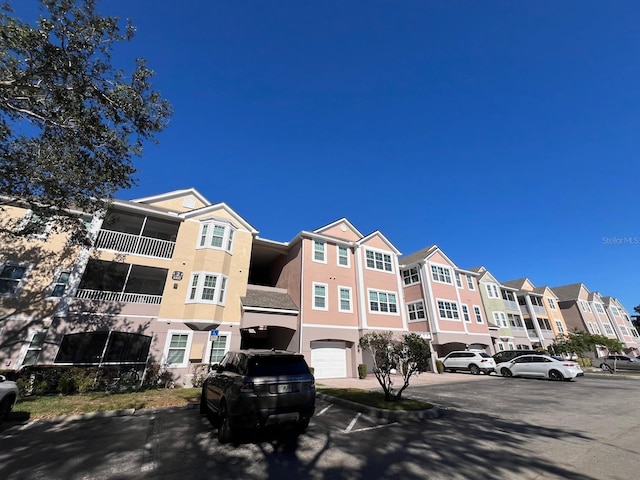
{"left": 311, "top": 341, "right": 347, "bottom": 379}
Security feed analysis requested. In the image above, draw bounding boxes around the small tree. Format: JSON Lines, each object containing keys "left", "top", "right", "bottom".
{"left": 552, "top": 331, "right": 622, "bottom": 364}
{"left": 359, "top": 331, "right": 431, "bottom": 401}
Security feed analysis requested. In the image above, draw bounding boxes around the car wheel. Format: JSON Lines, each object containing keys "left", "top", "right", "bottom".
{"left": 548, "top": 370, "right": 564, "bottom": 381}
{"left": 0, "top": 397, "right": 12, "bottom": 426}
{"left": 469, "top": 364, "right": 481, "bottom": 375}
{"left": 297, "top": 418, "right": 310, "bottom": 434}
{"left": 500, "top": 368, "right": 512, "bottom": 378}
{"left": 217, "top": 400, "right": 234, "bottom": 444}
{"left": 600, "top": 363, "right": 613, "bottom": 373}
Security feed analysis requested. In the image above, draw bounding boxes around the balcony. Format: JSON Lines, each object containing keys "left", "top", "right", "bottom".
{"left": 95, "top": 230, "right": 176, "bottom": 259}
{"left": 503, "top": 300, "right": 519, "bottom": 311}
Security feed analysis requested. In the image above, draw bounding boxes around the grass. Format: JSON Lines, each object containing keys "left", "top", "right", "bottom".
{"left": 6, "top": 386, "right": 432, "bottom": 423}
{"left": 9, "top": 388, "right": 201, "bottom": 421}
{"left": 318, "top": 387, "right": 433, "bottom": 411}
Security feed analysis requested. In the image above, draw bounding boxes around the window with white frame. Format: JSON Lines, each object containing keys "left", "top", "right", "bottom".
{"left": 337, "top": 246, "right": 350, "bottom": 267}
{"left": 437, "top": 300, "right": 459, "bottom": 319}
{"left": 466, "top": 274, "right": 475, "bottom": 290}
{"left": 631, "top": 328, "right": 639, "bottom": 338}
{"left": 0, "top": 262, "right": 29, "bottom": 297}
{"left": 580, "top": 300, "right": 592, "bottom": 313}
{"left": 49, "top": 269, "right": 71, "bottom": 297}
{"left": 338, "top": 286, "right": 352, "bottom": 313}
{"left": 431, "top": 265, "right": 452, "bottom": 284}
{"left": 538, "top": 318, "right": 552, "bottom": 330}
{"left": 207, "top": 333, "right": 230, "bottom": 364}
{"left": 619, "top": 325, "right": 630, "bottom": 336}
{"left": 402, "top": 267, "right": 419, "bottom": 286}
{"left": 497, "top": 343, "right": 505, "bottom": 351}
{"left": 593, "top": 303, "right": 605, "bottom": 314}
{"left": 602, "top": 323, "right": 614, "bottom": 335}
{"left": 20, "top": 211, "right": 53, "bottom": 238}
{"left": 461, "top": 304, "right": 471, "bottom": 322}
{"left": 21, "top": 330, "right": 47, "bottom": 366}
{"left": 313, "top": 283, "right": 328, "bottom": 310}
{"left": 187, "top": 272, "right": 228, "bottom": 305}
{"left": 592, "top": 322, "right": 601, "bottom": 334}
{"left": 486, "top": 283, "right": 499, "bottom": 299}
{"left": 610, "top": 306, "right": 621, "bottom": 317}
{"left": 164, "top": 331, "right": 191, "bottom": 367}
{"left": 407, "top": 301, "right": 426, "bottom": 321}
{"left": 555, "top": 320, "right": 565, "bottom": 334}
{"left": 455, "top": 272, "right": 462, "bottom": 288}
{"left": 313, "top": 240, "right": 326, "bottom": 263}
{"left": 365, "top": 249, "right": 393, "bottom": 272}
{"left": 508, "top": 313, "right": 523, "bottom": 328}
{"left": 198, "top": 221, "right": 236, "bottom": 252}
{"left": 473, "top": 306, "right": 483, "bottom": 323}
{"left": 493, "top": 312, "right": 507, "bottom": 328}
{"left": 369, "top": 290, "right": 398, "bottom": 313}
{"left": 547, "top": 297, "right": 557, "bottom": 310}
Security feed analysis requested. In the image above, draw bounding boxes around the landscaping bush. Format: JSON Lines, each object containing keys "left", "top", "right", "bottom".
{"left": 191, "top": 363, "right": 210, "bottom": 388}
{"left": 358, "top": 363, "right": 367, "bottom": 379}
{"left": 577, "top": 357, "right": 592, "bottom": 368}
{"left": 436, "top": 359, "right": 445, "bottom": 374}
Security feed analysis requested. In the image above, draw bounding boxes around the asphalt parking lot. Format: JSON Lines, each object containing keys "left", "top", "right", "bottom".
{"left": 1, "top": 373, "right": 639, "bottom": 479}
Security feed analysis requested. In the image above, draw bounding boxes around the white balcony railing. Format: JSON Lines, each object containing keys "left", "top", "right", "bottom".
{"left": 75, "top": 289, "right": 162, "bottom": 305}
{"left": 503, "top": 300, "right": 519, "bottom": 311}
{"left": 95, "top": 230, "right": 175, "bottom": 259}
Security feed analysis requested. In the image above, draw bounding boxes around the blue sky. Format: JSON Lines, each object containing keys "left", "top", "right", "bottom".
{"left": 20, "top": 1, "right": 640, "bottom": 313}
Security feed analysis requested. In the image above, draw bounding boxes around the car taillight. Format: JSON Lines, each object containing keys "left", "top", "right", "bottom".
{"left": 240, "top": 382, "right": 254, "bottom": 393}
{"left": 563, "top": 363, "right": 576, "bottom": 367}
{"left": 481, "top": 359, "right": 487, "bottom": 363}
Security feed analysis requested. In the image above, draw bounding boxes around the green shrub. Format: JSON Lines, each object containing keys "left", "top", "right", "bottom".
{"left": 436, "top": 360, "right": 445, "bottom": 374}
{"left": 357, "top": 363, "right": 367, "bottom": 379}
{"left": 577, "top": 357, "right": 592, "bottom": 368}
{"left": 58, "top": 377, "right": 77, "bottom": 395}
{"left": 191, "top": 363, "right": 210, "bottom": 388}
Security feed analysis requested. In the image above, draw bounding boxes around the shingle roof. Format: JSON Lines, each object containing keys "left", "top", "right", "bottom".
{"left": 241, "top": 288, "right": 298, "bottom": 311}
{"left": 549, "top": 283, "right": 584, "bottom": 301}
{"left": 399, "top": 245, "right": 437, "bottom": 266}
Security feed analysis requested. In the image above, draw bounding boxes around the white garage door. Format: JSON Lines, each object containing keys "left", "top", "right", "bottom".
{"left": 311, "top": 341, "right": 347, "bottom": 379}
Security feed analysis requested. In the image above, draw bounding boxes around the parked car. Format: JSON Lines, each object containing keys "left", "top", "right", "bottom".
{"left": 599, "top": 355, "right": 640, "bottom": 373}
{"left": 496, "top": 354, "right": 584, "bottom": 381}
{"left": 492, "top": 349, "right": 548, "bottom": 364}
{"left": 200, "top": 349, "right": 316, "bottom": 443}
{"left": 0, "top": 374, "right": 19, "bottom": 427}
{"left": 441, "top": 350, "right": 496, "bottom": 375}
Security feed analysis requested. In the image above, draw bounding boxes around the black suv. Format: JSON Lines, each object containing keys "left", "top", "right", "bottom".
{"left": 492, "top": 349, "right": 548, "bottom": 364}
{"left": 200, "top": 349, "right": 316, "bottom": 443}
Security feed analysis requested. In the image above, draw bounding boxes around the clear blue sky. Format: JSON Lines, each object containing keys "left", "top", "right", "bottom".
{"left": 22, "top": 1, "right": 640, "bottom": 313}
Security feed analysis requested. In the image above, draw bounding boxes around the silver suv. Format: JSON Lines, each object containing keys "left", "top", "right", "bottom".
{"left": 200, "top": 349, "right": 316, "bottom": 443}
{"left": 0, "top": 374, "right": 19, "bottom": 427}
{"left": 442, "top": 350, "right": 496, "bottom": 375}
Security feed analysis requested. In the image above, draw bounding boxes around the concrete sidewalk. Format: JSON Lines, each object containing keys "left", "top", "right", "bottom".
{"left": 316, "top": 371, "right": 489, "bottom": 391}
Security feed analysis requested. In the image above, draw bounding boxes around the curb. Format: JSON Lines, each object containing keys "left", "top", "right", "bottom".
{"left": 317, "top": 392, "right": 443, "bottom": 421}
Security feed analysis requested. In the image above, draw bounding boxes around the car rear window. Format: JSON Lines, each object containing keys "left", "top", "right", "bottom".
{"left": 479, "top": 353, "right": 491, "bottom": 358}
{"left": 247, "top": 356, "right": 311, "bottom": 376}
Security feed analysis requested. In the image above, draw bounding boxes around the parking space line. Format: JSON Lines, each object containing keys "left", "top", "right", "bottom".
{"left": 347, "top": 422, "right": 398, "bottom": 434}
{"left": 316, "top": 405, "right": 333, "bottom": 417}
{"left": 344, "top": 412, "right": 362, "bottom": 433}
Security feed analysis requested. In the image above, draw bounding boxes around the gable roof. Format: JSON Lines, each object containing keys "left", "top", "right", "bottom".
{"left": 550, "top": 283, "right": 587, "bottom": 301}
{"left": 399, "top": 245, "right": 438, "bottom": 267}
{"left": 313, "top": 218, "right": 364, "bottom": 239}
{"left": 357, "top": 230, "right": 401, "bottom": 255}
{"left": 131, "top": 188, "right": 211, "bottom": 207}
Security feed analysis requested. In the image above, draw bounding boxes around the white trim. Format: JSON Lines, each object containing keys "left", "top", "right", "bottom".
{"left": 185, "top": 271, "right": 228, "bottom": 305}
{"left": 312, "top": 282, "right": 329, "bottom": 311}
{"left": 162, "top": 329, "right": 193, "bottom": 368}
{"left": 430, "top": 262, "right": 453, "bottom": 285}
{"left": 367, "top": 288, "right": 400, "bottom": 316}
{"left": 242, "top": 306, "right": 299, "bottom": 314}
{"left": 461, "top": 304, "right": 471, "bottom": 323}
{"left": 337, "top": 245, "right": 350, "bottom": 268}
{"left": 363, "top": 247, "right": 394, "bottom": 274}
{"left": 0, "top": 260, "right": 32, "bottom": 298}
{"left": 313, "top": 240, "right": 327, "bottom": 264}
{"left": 302, "top": 323, "right": 361, "bottom": 330}
{"left": 406, "top": 300, "right": 426, "bottom": 322}
{"left": 435, "top": 298, "right": 460, "bottom": 320}
{"left": 473, "top": 305, "right": 484, "bottom": 324}
{"left": 337, "top": 286, "right": 353, "bottom": 313}
{"left": 205, "top": 331, "right": 232, "bottom": 364}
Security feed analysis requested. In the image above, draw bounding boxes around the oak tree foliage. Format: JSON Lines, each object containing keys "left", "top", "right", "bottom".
{"left": 0, "top": 0, "right": 171, "bottom": 242}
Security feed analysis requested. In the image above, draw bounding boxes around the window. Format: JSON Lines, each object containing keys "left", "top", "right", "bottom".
{"left": 502, "top": 290, "right": 516, "bottom": 302}
{"left": 466, "top": 274, "right": 475, "bottom": 290}
{"left": 431, "top": 265, "right": 452, "bottom": 284}
{"left": 508, "top": 314, "right": 523, "bottom": 328}
{"left": 407, "top": 301, "right": 426, "bottom": 321}
{"left": 555, "top": 320, "right": 565, "bottom": 334}
{"left": 602, "top": 323, "right": 614, "bottom": 335}
{"left": 631, "top": 328, "right": 639, "bottom": 338}
{"left": 547, "top": 298, "right": 557, "bottom": 310}
{"left": 493, "top": 312, "right": 507, "bottom": 328}
{"left": 49, "top": 270, "right": 71, "bottom": 297}
{"left": 437, "top": 300, "right": 459, "bottom": 319}
{"left": 337, "top": 246, "right": 350, "bottom": 267}
{"left": 369, "top": 290, "right": 398, "bottom": 313}
{"left": 313, "top": 240, "right": 326, "bottom": 263}
{"left": 594, "top": 303, "right": 605, "bottom": 314}
{"left": 197, "top": 221, "right": 236, "bottom": 252}
{"left": 461, "top": 304, "right": 471, "bottom": 323}
{"left": 455, "top": 272, "right": 462, "bottom": 288}
{"left": 538, "top": 318, "right": 552, "bottom": 330}
{"left": 0, "top": 262, "right": 28, "bottom": 296}
{"left": 22, "top": 330, "right": 47, "bottom": 366}
{"left": 165, "top": 332, "right": 191, "bottom": 367}
{"left": 55, "top": 331, "right": 151, "bottom": 365}
{"left": 610, "top": 306, "right": 621, "bottom": 317}
{"left": 187, "top": 272, "right": 228, "bottom": 305}
{"left": 338, "top": 286, "right": 352, "bottom": 312}
{"left": 402, "top": 267, "right": 420, "bottom": 286}
{"left": 619, "top": 325, "right": 630, "bottom": 336}
{"left": 473, "top": 306, "right": 483, "bottom": 323}
{"left": 580, "top": 300, "right": 592, "bottom": 313}
{"left": 591, "top": 322, "right": 601, "bottom": 334}
{"left": 486, "top": 283, "right": 499, "bottom": 299}
{"left": 20, "top": 211, "right": 52, "bottom": 238}
{"left": 313, "top": 283, "right": 328, "bottom": 310}
{"left": 366, "top": 250, "right": 393, "bottom": 272}
{"left": 208, "top": 333, "right": 230, "bottom": 364}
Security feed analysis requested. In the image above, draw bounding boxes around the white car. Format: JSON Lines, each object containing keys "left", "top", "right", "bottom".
{"left": 496, "top": 354, "right": 584, "bottom": 381}
{"left": 0, "top": 374, "right": 19, "bottom": 427}
{"left": 442, "top": 350, "right": 496, "bottom": 375}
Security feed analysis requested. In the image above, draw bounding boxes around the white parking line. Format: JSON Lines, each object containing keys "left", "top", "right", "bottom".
{"left": 316, "top": 404, "right": 333, "bottom": 416}
{"left": 344, "top": 412, "right": 362, "bottom": 433}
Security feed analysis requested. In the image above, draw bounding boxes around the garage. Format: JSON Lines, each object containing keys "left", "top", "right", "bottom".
{"left": 310, "top": 341, "right": 347, "bottom": 379}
